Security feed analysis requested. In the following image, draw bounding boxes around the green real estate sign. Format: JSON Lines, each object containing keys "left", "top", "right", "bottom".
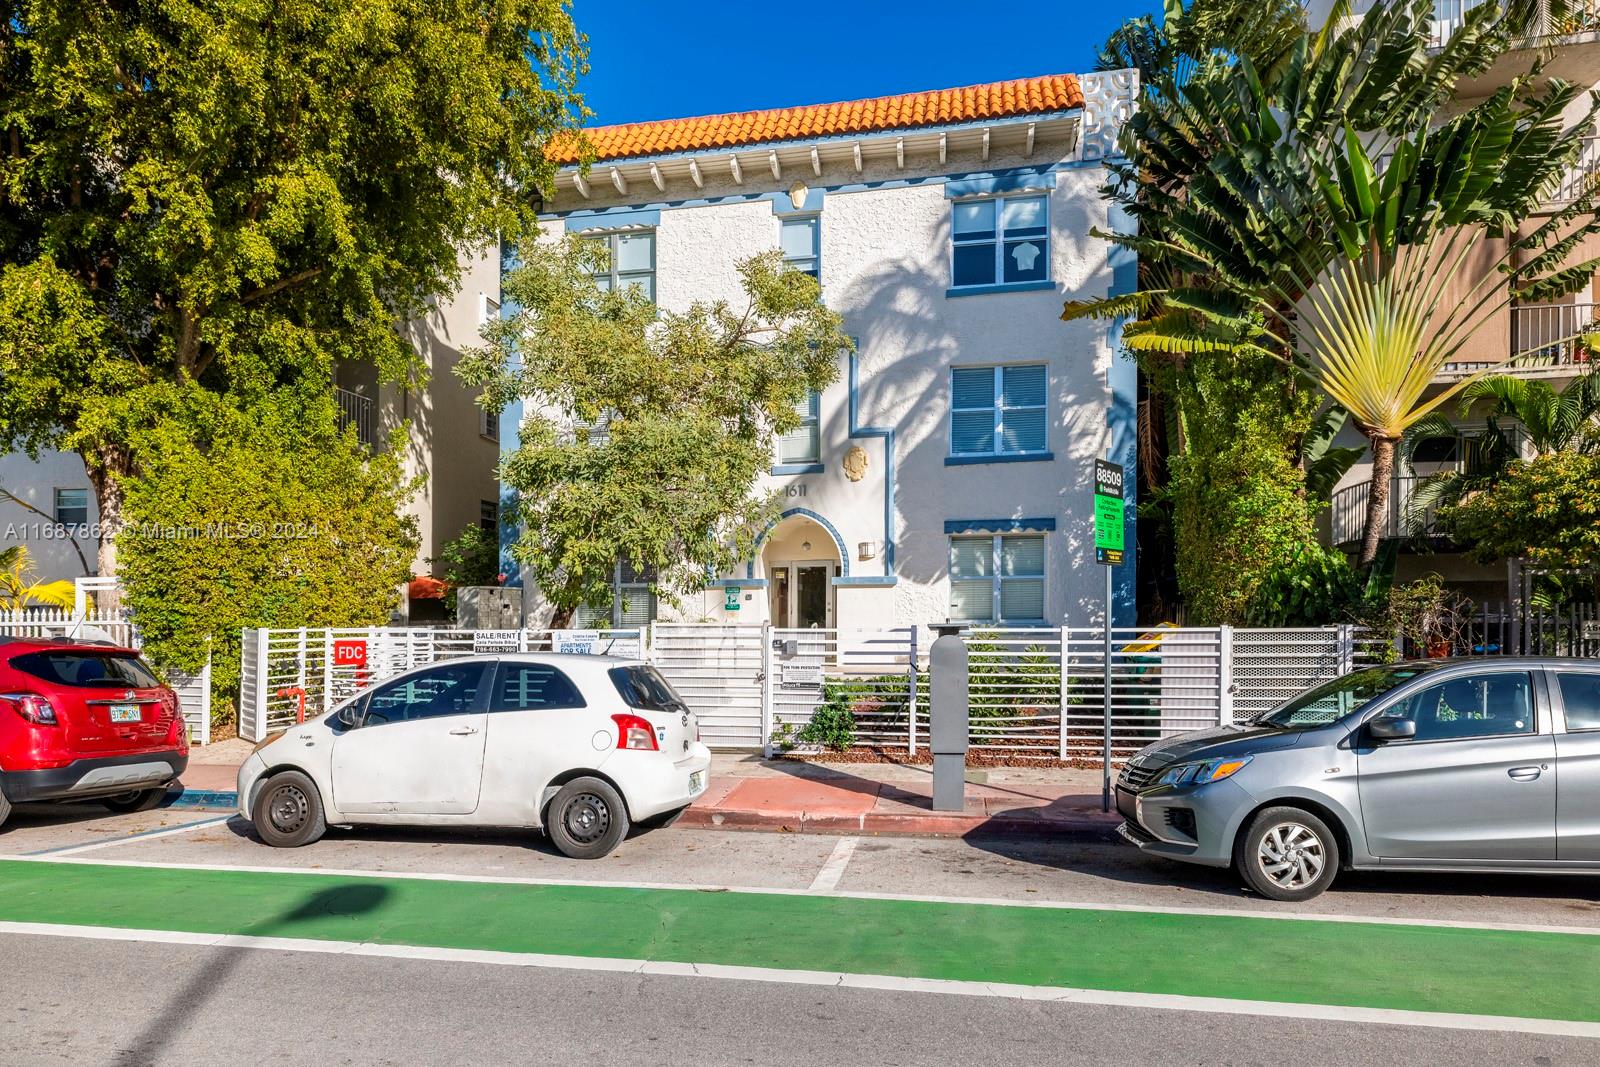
{"left": 1094, "top": 458, "right": 1125, "bottom": 566}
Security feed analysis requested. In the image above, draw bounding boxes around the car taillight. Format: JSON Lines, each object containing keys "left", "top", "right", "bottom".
{"left": 611, "top": 713, "right": 658, "bottom": 751}
{"left": 2, "top": 692, "right": 58, "bottom": 726}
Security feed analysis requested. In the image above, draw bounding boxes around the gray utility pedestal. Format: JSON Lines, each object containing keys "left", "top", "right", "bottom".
{"left": 928, "top": 625, "right": 970, "bottom": 812}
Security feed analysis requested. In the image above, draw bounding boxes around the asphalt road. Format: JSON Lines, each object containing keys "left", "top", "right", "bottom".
{"left": 7, "top": 931, "right": 1599, "bottom": 1067}
{"left": 3, "top": 801, "right": 1600, "bottom": 1065}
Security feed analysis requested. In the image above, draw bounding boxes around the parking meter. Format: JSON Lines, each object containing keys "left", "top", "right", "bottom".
{"left": 929, "top": 624, "right": 969, "bottom": 812}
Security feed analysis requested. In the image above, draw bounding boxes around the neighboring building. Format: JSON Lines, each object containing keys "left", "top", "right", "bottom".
{"left": 1308, "top": 1, "right": 1600, "bottom": 602}
{"left": 0, "top": 246, "right": 502, "bottom": 599}
{"left": 507, "top": 71, "right": 1141, "bottom": 631}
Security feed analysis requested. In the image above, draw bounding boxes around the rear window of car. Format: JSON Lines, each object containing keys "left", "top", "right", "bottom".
{"left": 609, "top": 665, "right": 688, "bottom": 712}
{"left": 9, "top": 651, "right": 163, "bottom": 689}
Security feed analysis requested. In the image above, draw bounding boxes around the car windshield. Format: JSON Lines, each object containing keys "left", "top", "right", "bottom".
{"left": 1254, "top": 666, "right": 1434, "bottom": 730}
{"left": 610, "top": 665, "right": 689, "bottom": 712}
{"left": 10, "top": 650, "right": 164, "bottom": 689}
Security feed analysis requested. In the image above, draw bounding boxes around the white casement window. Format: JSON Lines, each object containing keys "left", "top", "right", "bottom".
{"left": 950, "top": 365, "right": 1048, "bottom": 457}
{"left": 778, "top": 390, "right": 821, "bottom": 464}
{"left": 479, "top": 294, "right": 501, "bottom": 326}
{"left": 780, "top": 216, "right": 820, "bottom": 278}
{"left": 950, "top": 194, "right": 1048, "bottom": 289}
{"left": 590, "top": 230, "right": 656, "bottom": 301}
{"left": 949, "top": 535, "right": 1046, "bottom": 624}
{"left": 54, "top": 488, "right": 89, "bottom": 531}
{"left": 575, "top": 560, "right": 658, "bottom": 628}
{"left": 479, "top": 398, "right": 499, "bottom": 442}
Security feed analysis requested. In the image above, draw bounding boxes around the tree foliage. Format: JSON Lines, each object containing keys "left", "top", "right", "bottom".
{"left": 0, "top": 1, "right": 586, "bottom": 573}
{"left": 117, "top": 399, "right": 418, "bottom": 715}
{"left": 1080, "top": 0, "right": 1600, "bottom": 567}
{"left": 1444, "top": 451, "right": 1600, "bottom": 581}
{"left": 0, "top": 545, "right": 75, "bottom": 610}
{"left": 460, "top": 238, "right": 851, "bottom": 623}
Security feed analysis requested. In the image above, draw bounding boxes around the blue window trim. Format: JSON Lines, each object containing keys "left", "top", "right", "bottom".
{"left": 779, "top": 214, "right": 822, "bottom": 281}
{"left": 832, "top": 576, "right": 897, "bottom": 587}
{"left": 945, "top": 451, "right": 1054, "bottom": 467}
{"left": 944, "top": 518, "right": 1056, "bottom": 534}
{"left": 945, "top": 280, "right": 1056, "bottom": 298}
{"left": 563, "top": 207, "right": 661, "bottom": 232}
{"left": 944, "top": 171, "right": 1058, "bottom": 199}
{"left": 771, "top": 462, "right": 824, "bottom": 475}
{"left": 709, "top": 579, "right": 768, "bottom": 588}
{"left": 772, "top": 189, "right": 826, "bottom": 216}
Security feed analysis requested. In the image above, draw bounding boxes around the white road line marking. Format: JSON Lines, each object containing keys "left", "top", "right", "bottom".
{"left": 2, "top": 851, "right": 1597, "bottom": 938}
{"left": 0, "top": 920, "right": 1595, "bottom": 1039}
{"left": 38, "top": 816, "right": 232, "bottom": 857}
{"left": 808, "top": 837, "right": 859, "bottom": 892}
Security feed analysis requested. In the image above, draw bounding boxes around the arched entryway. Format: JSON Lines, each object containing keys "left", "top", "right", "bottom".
{"left": 760, "top": 511, "right": 843, "bottom": 629}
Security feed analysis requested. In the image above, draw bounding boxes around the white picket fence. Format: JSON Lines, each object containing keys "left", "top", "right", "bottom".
{"left": 237, "top": 622, "right": 1372, "bottom": 764}
{"left": 0, "top": 607, "right": 212, "bottom": 745}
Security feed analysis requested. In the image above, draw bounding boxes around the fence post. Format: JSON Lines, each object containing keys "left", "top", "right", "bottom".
{"left": 907, "top": 626, "right": 919, "bottom": 756}
{"left": 1058, "top": 624, "right": 1069, "bottom": 761}
{"left": 1336, "top": 624, "right": 1355, "bottom": 676}
{"left": 645, "top": 621, "right": 656, "bottom": 664}
{"left": 198, "top": 653, "right": 212, "bottom": 747}
{"left": 1217, "top": 625, "right": 1234, "bottom": 727}
{"left": 761, "top": 622, "right": 775, "bottom": 758}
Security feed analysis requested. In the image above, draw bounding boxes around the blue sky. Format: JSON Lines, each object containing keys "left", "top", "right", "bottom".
{"left": 572, "top": 1, "right": 1156, "bottom": 126}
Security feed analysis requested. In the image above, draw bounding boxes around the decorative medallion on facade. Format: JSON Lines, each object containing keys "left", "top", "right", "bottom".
{"left": 1078, "top": 69, "right": 1140, "bottom": 162}
{"left": 843, "top": 445, "right": 869, "bottom": 482}
{"left": 788, "top": 181, "right": 809, "bottom": 211}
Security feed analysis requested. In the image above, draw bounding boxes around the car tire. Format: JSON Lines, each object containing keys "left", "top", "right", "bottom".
{"left": 1235, "top": 806, "right": 1340, "bottom": 902}
{"left": 251, "top": 770, "right": 327, "bottom": 848}
{"left": 102, "top": 787, "right": 168, "bottom": 814}
{"left": 0, "top": 785, "right": 11, "bottom": 831}
{"left": 545, "top": 777, "right": 631, "bottom": 859}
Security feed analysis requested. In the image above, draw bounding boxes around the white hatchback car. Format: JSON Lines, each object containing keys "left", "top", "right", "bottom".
{"left": 237, "top": 654, "right": 711, "bottom": 858}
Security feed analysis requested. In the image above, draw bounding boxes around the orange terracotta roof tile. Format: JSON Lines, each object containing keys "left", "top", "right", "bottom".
{"left": 549, "top": 74, "right": 1084, "bottom": 164}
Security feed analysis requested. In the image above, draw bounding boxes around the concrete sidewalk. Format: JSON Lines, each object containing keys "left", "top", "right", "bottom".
{"left": 175, "top": 744, "right": 1120, "bottom": 838}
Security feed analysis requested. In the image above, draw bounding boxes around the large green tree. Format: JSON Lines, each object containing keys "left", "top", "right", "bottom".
{"left": 117, "top": 395, "right": 419, "bottom": 716}
{"left": 0, "top": 1, "right": 586, "bottom": 575}
{"left": 460, "top": 239, "right": 850, "bottom": 626}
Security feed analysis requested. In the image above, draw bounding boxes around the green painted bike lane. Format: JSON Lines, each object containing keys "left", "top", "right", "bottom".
{"left": 1, "top": 858, "right": 1596, "bottom": 1022}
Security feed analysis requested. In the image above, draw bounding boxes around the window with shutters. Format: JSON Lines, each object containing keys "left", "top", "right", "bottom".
{"left": 949, "top": 364, "right": 1048, "bottom": 458}
{"left": 778, "top": 390, "right": 821, "bottom": 465}
{"left": 948, "top": 535, "right": 1046, "bottom": 624}
{"left": 574, "top": 560, "right": 657, "bottom": 628}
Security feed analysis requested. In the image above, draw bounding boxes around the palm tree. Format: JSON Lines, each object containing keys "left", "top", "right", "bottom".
{"left": 1072, "top": 0, "right": 1600, "bottom": 567}
{"left": 1400, "top": 365, "right": 1600, "bottom": 533}
{"left": 0, "top": 546, "right": 76, "bottom": 612}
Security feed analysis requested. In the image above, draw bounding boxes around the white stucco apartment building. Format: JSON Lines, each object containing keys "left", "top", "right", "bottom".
{"left": 508, "top": 71, "right": 1141, "bottom": 631}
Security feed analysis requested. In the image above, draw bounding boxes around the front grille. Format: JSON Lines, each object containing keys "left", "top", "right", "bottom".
{"left": 1118, "top": 762, "right": 1159, "bottom": 791}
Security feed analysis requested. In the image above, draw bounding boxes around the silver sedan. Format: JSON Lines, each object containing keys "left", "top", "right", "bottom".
{"left": 1115, "top": 658, "right": 1600, "bottom": 900}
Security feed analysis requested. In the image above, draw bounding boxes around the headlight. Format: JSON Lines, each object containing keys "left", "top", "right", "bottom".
{"left": 1154, "top": 755, "right": 1252, "bottom": 788}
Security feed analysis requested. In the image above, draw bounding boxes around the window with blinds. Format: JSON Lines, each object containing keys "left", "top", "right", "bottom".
{"left": 574, "top": 560, "right": 658, "bottom": 628}
{"left": 950, "top": 365, "right": 1047, "bottom": 456}
{"left": 778, "top": 390, "right": 822, "bottom": 464}
{"left": 951, "top": 193, "right": 1049, "bottom": 289}
{"left": 948, "top": 534, "right": 1046, "bottom": 624}
{"left": 780, "top": 216, "right": 820, "bottom": 278}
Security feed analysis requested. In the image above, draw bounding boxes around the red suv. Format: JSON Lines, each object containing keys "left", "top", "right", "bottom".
{"left": 0, "top": 636, "right": 189, "bottom": 828}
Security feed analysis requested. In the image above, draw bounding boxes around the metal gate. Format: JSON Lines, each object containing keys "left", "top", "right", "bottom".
{"left": 649, "top": 624, "right": 766, "bottom": 747}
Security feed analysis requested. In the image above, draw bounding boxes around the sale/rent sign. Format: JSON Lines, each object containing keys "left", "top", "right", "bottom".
{"left": 1094, "top": 459, "right": 1125, "bottom": 566}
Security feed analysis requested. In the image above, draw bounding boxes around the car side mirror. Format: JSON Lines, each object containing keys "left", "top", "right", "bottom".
{"left": 335, "top": 705, "right": 361, "bottom": 730}
{"left": 1369, "top": 717, "right": 1416, "bottom": 742}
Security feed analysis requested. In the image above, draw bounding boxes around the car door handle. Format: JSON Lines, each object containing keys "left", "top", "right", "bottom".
{"left": 449, "top": 726, "right": 480, "bottom": 736}
{"left": 1508, "top": 766, "right": 1543, "bottom": 781}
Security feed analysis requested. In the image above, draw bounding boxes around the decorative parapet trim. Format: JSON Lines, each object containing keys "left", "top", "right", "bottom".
{"left": 1078, "top": 68, "right": 1139, "bottom": 163}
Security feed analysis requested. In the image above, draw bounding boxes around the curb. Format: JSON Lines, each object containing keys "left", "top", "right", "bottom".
{"left": 675, "top": 807, "right": 1121, "bottom": 840}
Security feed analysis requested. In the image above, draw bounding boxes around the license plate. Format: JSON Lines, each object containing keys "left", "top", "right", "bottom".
{"left": 109, "top": 704, "right": 143, "bottom": 723}
{"left": 689, "top": 770, "right": 705, "bottom": 793}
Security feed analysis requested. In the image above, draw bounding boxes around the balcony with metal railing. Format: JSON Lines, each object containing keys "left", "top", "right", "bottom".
{"left": 336, "top": 387, "right": 377, "bottom": 447}
{"left": 1435, "top": 302, "right": 1599, "bottom": 380}
{"left": 1329, "top": 474, "right": 1442, "bottom": 546}
{"left": 1349, "top": 0, "right": 1600, "bottom": 50}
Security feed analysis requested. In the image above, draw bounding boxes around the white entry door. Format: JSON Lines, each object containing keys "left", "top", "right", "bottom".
{"left": 768, "top": 560, "right": 837, "bottom": 628}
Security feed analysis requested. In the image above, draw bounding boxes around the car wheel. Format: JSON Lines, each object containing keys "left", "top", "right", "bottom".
{"left": 251, "top": 770, "right": 327, "bottom": 848}
{"left": 102, "top": 788, "right": 168, "bottom": 814}
{"left": 545, "top": 777, "right": 631, "bottom": 859}
{"left": 1236, "top": 806, "right": 1340, "bottom": 902}
{"left": 0, "top": 785, "right": 10, "bottom": 831}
